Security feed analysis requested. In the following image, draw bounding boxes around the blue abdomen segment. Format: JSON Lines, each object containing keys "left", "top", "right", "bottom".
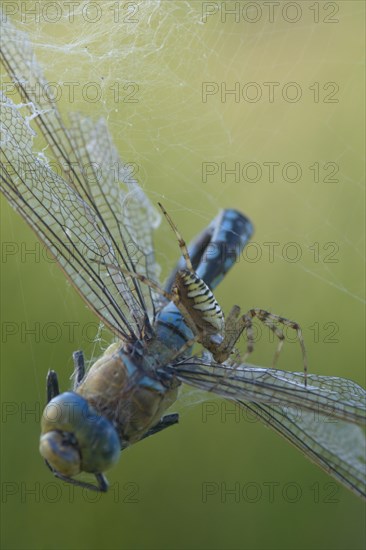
{"left": 155, "top": 302, "right": 194, "bottom": 352}
{"left": 195, "top": 209, "right": 253, "bottom": 290}
{"left": 164, "top": 209, "right": 253, "bottom": 292}
{"left": 156, "top": 209, "right": 253, "bottom": 351}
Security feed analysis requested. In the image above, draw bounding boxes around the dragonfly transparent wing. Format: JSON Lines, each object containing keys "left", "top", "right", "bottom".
{"left": 0, "top": 93, "right": 149, "bottom": 341}
{"left": 171, "top": 357, "right": 366, "bottom": 499}
{"left": 66, "top": 112, "right": 162, "bottom": 316}
{"left": 240, "top": 401, "right": 365, "bottom": 500}
{"left": 0, "top": 18, "right": 161, "bottom": 338}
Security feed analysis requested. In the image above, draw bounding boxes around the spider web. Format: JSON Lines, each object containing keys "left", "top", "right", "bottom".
{"left": 1, "top": 1, "right": 364, "bottom": 385}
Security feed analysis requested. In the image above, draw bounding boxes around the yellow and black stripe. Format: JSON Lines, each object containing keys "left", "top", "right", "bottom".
{"left": 178, "top": 270, "right": 224, "bottom": 334}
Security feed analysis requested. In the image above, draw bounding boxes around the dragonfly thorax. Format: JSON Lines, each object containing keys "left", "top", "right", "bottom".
{"left": 76, "top": 344, "right": 180, "bottom": 445}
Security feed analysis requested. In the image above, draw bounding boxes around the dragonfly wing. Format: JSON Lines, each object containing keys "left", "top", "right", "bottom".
{"left": 0, "top": 19, "right": 161, "bottom": 337}
{"left": 240, "top": 401, "right": 366, "bottom": 500}
{"left": 0, "top": 93, "right": 146, "bottom": 341}
{"left": 66, "top": 112, "right": 162, "bottom": 318}
{"left": 170, "top": 356, "right": 366, "bottom": 499}
{"left": 172, "top": 357, "right": 366, "bottom": 424}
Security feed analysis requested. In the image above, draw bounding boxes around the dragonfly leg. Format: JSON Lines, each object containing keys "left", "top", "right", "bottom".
{"left": 72, "top": 350, "right": 86, "bottom": 389}
{"left": 94, "top": 473, "right": 109, "bottom": 492}
{"left": 45, "top": 459, "right": 109, "bottom": 492}
{"left": 46, "top": 370, "right": 60, "bottom": 403}
{"left": 140, "top": 413, "right": 179, "bottom": 441}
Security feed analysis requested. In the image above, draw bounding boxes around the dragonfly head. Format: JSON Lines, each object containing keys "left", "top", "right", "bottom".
{"left": 39, "top": 392, "right": 121, "bottom": 479}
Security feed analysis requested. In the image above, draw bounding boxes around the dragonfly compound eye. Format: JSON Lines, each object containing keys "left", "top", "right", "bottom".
{"left": 39, "top": 430, "right": 81, "bottom": 477}
{"left": 40, "top": 392, "right": 121, "bottom": 476}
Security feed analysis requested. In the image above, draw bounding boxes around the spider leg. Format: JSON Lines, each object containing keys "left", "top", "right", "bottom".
{"left": 158, "top": 206, "right": 254, "bottom": 360}
{"left": 164, "top": 209, "right": 254, "bottom": 293}
{"left": 233, "top": 308, "right": 308, "bottom": 386}
{"left": 164, "top": 214, "right": 216, "bottom": 292}
{"left": 159, "top": 203, "right": 194, "bottom": 272}
{"left": 201, "top": 305, "right": 242, "bottom": 363}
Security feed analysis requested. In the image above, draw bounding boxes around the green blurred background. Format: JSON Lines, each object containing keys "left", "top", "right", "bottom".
{"left": 1, "top": 1, "right": 365, "bottom": 549}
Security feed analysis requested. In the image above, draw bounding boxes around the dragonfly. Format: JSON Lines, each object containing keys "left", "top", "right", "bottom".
{"left": 1, "top": 18, "right": 365, "bottom": 498}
